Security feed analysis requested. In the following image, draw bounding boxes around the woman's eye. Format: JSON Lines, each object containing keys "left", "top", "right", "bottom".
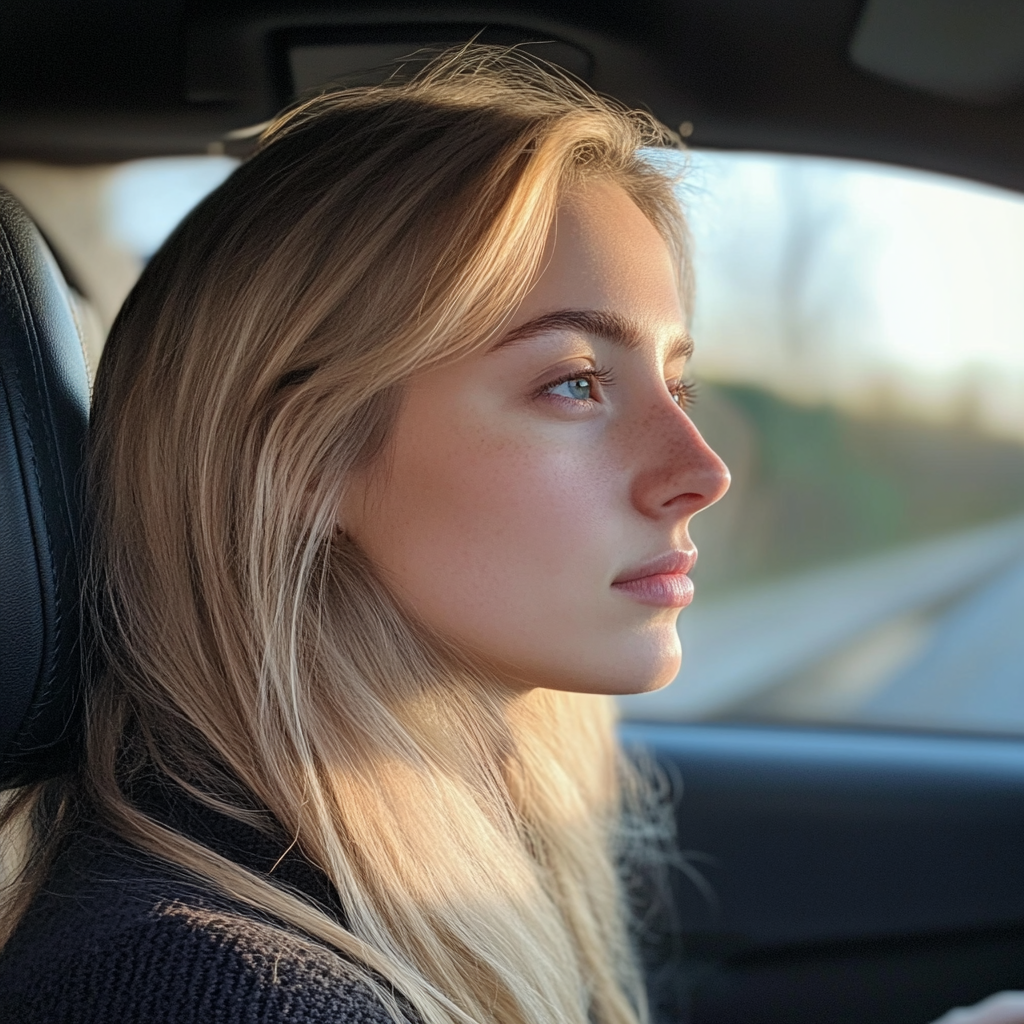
{"left": 540, "top": 367, "right": 613, "bottom": 403}
{"left": 548, "top": 376, "right": 594, "bottom": 401}
{"left": 671, "top": 379, "right": 698, "bottom": 408}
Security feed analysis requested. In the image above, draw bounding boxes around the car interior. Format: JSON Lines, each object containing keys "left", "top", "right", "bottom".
{"left": 3, "top": 3, "right": 1024, "bottom": 1022}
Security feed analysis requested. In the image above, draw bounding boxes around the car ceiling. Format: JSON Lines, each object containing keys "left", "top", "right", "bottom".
{"left": 2, "top": 0, "right": 1024, "bottom": 194}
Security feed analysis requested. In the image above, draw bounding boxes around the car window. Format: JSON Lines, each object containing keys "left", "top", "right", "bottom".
{"left": 620, "top": 150, "right": 1024, "bottom": 737}
{"left": 4, "top": 149, "right": 1024, "bottom": 737}
{"left": 0, "top": 156, "right": 237, "bottom": 371}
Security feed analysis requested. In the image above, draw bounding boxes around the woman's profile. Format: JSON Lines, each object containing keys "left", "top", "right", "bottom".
{"left": 0, "top": 47, "right": 728, "bottom": 1024}
{"left": 0, "top": 45, "right": 1012, "bottom": 1024}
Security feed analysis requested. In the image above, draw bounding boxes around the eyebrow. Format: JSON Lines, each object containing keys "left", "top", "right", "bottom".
{"left": 494, "top": 309, "right": 694, "bottom": 362}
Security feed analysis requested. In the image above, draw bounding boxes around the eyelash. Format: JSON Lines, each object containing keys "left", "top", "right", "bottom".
{"left": 539, "top": 366, "right": 617, "bottom": 399}
{"left": 539, "top": 367, "right": 698, "bottom": 408}
{"left": 671, "top": 378, "right": 698, "bottom": 408}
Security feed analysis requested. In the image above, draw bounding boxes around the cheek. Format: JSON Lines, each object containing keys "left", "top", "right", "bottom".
{"left": 378, "top": 423, "right": 614, "bottom": 631}
{"left": 353, "top": 399, "right": 684, "bottom": 695}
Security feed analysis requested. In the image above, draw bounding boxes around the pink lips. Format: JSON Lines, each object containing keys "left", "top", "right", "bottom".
{"left": 611, "top": 550, "right": 697, "bottom": 608}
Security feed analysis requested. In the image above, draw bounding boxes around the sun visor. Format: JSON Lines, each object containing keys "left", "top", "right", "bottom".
{"left": 850, "top": 0, "right": 1024, "bottom": 104}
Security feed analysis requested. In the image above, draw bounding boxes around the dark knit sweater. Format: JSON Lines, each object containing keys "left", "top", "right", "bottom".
{"left": 0, "top": 789, "right": 418, "bottom": 1023}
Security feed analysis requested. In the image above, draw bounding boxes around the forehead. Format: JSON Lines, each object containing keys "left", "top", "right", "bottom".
{"left": 502, "top": 179, "right": 688, "bottom": 355}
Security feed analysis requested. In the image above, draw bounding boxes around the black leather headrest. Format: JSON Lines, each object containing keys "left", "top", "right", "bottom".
{"left": 0, "top": 186, "right": 90, "bottom": 788}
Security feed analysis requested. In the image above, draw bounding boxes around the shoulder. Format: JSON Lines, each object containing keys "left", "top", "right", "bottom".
{"left": 0, "top": 835, "right": 410, "bottom": 1024}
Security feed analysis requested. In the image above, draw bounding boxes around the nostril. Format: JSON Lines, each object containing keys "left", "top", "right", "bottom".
{"left": 663, "top": 491, "right": 708, "bottom": 511}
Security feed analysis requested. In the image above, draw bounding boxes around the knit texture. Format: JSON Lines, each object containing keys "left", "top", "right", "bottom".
{"left": 0, "top": 793, "right": 419, "bottom": 1024}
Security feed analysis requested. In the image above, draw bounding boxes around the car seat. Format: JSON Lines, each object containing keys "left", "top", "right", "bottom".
{"left": 0, "top": 185, "right": 91, "bottom": 788}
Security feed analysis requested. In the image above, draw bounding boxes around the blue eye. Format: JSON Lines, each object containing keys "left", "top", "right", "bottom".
{"left": 549, "top": 376, "right": 593, "bottom": 401}
{"left": 539, "top": 366, "right": 614, "bottom": 404}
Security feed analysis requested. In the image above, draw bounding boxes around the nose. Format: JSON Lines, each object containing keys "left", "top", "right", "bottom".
{"left": 629, "top": 406, "right": 731, "bottom": 521}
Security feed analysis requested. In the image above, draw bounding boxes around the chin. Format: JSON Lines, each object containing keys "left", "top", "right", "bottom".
{"left": 540, "top": 650, "right": 682, "bottom": 697}
{"left": 485, "top": 622, "right": 683, "bottom": 696}
{"left": 603, "top": 630, "right": 683, "bottom": 695}
{"left": 614, "top": 660, "right": 680, "bottom": 696}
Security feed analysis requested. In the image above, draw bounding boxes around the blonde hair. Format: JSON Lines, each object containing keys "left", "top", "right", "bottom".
{"left": 3, "top": 48, "right": 687, "bottom": 1024}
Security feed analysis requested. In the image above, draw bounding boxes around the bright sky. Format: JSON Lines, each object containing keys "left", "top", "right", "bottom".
{"left": 853, "top": 165, "right": 1024, "bottom": 373}
{"left": 679, "top": 150, "right": 1024, "bottom": 435}
{"left": 109, "top": 156, "right": 239, "bottom": 258}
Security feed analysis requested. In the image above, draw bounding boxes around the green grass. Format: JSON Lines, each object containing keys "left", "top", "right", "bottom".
{"left": 689, "top": 382, "right": 1024, "bottom": 594}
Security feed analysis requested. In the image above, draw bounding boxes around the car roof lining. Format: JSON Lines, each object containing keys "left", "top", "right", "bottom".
{"left": 2, "top": 1, "right": 1024, "bottom": 194}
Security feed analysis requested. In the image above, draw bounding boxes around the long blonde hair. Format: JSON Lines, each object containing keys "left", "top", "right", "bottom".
{"left": 4, "top": 48, "right": 688, "bottom": 1024}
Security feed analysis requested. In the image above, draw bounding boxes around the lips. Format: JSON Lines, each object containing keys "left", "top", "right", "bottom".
{"left": 612, "top": 550, "right": 697, "bottom": 608}
{"left": 613, "top": 550, "right": 697, "bottom": 584}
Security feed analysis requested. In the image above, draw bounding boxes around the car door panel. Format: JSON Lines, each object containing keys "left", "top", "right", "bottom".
{"left": 620, "top": 723, "right": 1024, "bottom": 1023}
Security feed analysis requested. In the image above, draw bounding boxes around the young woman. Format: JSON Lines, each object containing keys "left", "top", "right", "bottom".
{"left": 0, "top": 46, "right": 1017, "bottom": 1024}
{"left": 0, "top": 47, "right": 727, "bottom": 1024}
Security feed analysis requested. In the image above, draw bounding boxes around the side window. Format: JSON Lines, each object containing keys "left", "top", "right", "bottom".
{"left": 619, "top": 151, "right": 1024, "bottom": 735}
{"left": 0, "top": 157, "right": 237, "bottom": 372}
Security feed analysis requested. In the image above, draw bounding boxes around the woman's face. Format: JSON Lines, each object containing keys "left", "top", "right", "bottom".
{"left": 342, "top": 179, "right": 730, "bottom": 695}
